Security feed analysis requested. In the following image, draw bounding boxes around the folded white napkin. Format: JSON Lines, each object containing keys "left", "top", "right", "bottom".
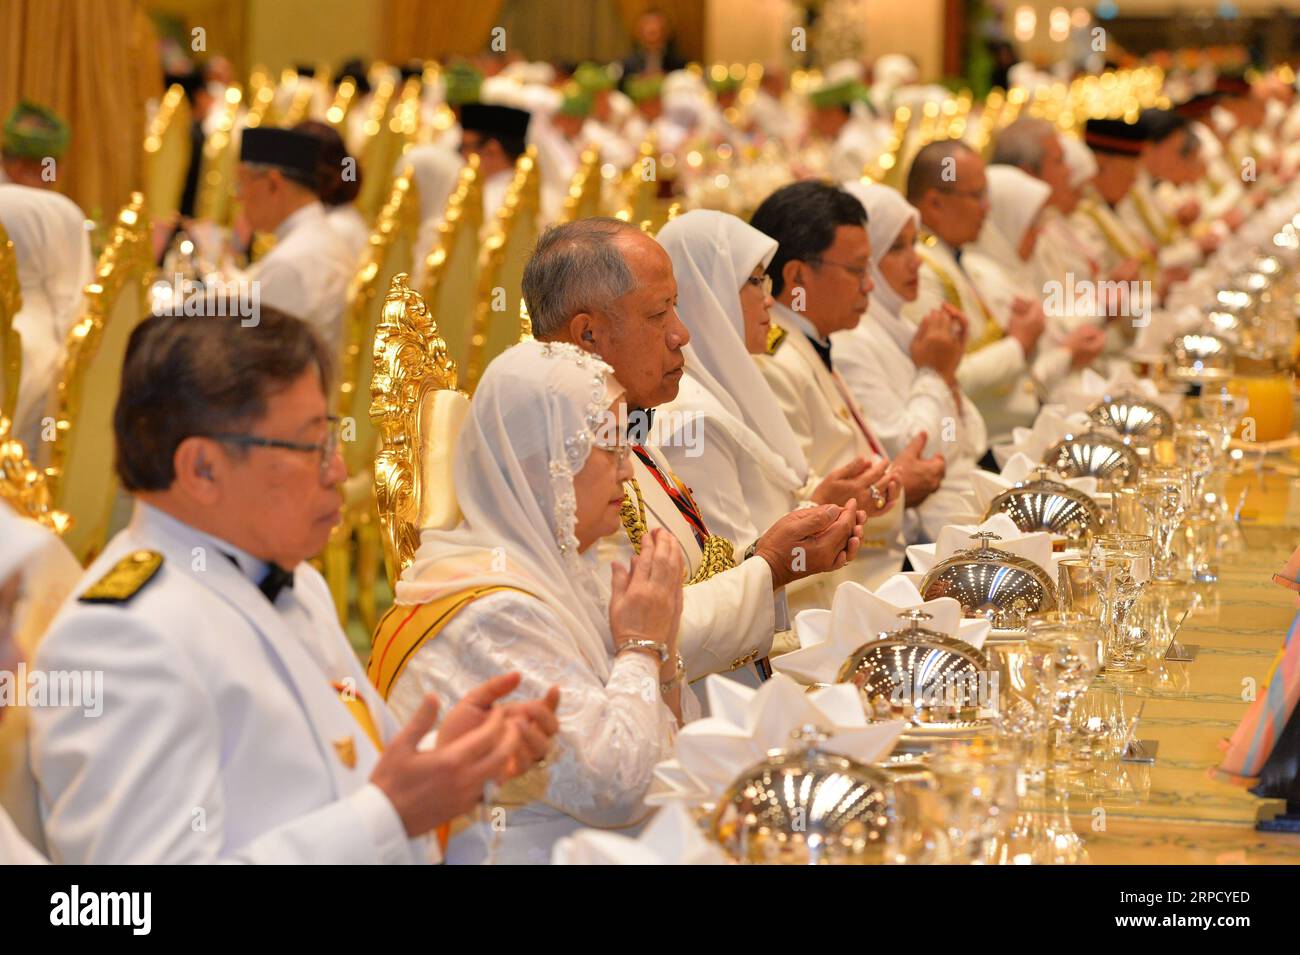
{"left": 647, "top": 672, "right": 905, "bottom": 807}
{"left": 1004, "top": 405, "right": 1094, "bottom": 465}
{"left": 550, "top": 802, "right": 730, "bottom": 865}
{"left": 1132, "top": 304, "right": 1202, "bottom": 360}
{"left": 1058, "top": 367, "right": 1181, "bottom": 418}
{"left": 772, "top": 575, "right": 992, "bottom": 686}
{"left": 968, "top": 451, "right": 1099, "bottom": 513}
{"left": 905, "top": 513, "right": 1053, "bottom": 576}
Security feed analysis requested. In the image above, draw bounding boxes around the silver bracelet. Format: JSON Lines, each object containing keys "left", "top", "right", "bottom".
{"left": 617, "top": 639, "right": 669, "bottom": 664}
{"left": 660, "top": 654, "right": 685, "bottom": 695}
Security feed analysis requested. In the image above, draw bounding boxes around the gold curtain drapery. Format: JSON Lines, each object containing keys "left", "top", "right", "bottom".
{"left": 0, "top": 0, "right": 160, "bottom": 221}
{"left": 381, "top": 0, "right": 507, "bottom": 62}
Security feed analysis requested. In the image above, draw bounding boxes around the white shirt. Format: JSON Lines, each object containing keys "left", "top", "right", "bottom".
{"left": 387, "top": 589, "right": 682, "bottom": 865}
{"left": 325, "top": 203, "right": 370, "bottom": 266}
{"left": 247, "top": 201, "right": 354, "bottom": 354}
{"left": 31, "top": 502, "right": 433, "bottom": 864}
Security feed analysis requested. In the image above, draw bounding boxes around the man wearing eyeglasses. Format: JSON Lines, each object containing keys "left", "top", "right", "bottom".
{"left": 904, "top": 139, "right": 1048, "bottom": 454}
{"left": 29, "top": 308, "right": 560, "bottom": 864}
{"left": 750, "top": 180, "right": 938, "bottom": 589}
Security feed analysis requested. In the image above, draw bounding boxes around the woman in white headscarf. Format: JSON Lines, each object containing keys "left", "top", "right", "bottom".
{"left": 964, "top": 164, "right": 1100, "bottom": 401}
{"left": 376, "top": 340, "right": 690, "bottom": 865}
{"left": 832, "top": 182, "right": 986, "bottom": 543}
{"left": 400, "top": 145, "right": 465, "bottom": 290}
{"left": 0, "top": 184, "right": 94, "bottom": 450}
{"left": 653, "top": 209, "right": 899, "bottom": 613}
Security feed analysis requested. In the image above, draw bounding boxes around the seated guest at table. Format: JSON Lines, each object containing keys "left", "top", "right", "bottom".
{"left": 31, "top": 308, "right": 556, "bottom": 863}
{"left": 233, "top": 126, "right": 355, "bottom": 353}
{"left": 376, "top": 340, "right": 686, "bottom": 864}
{"left": 525, "top": 217, "right": 868, "bottom": 681}
{"left": 0, "top": 182, "right": 94, "bottom": 449}
{"left": 750, "top": 180, "right": 934, "bottom": 578}
{"left": 458, "top": 103, "right": 530, "bottom": 225}
{"left": 294, "top": 120, "right": 369, "bottom": 264}
{"left": 653, "top": 208, "right": 900, "bottom": 610}
{"left": 831, "top": 182, "right": 987, "bottom": 543}
{"left": 962, "top": 164, "right": 1104, "bottom": 404}
{"left": 904, "top": 140, "right": 1047, "bottom": 452}
{"left": 399, "top": 144, "right": 464, "bottom": 289}
{"left": 0, "top": 101, "right": 70, "bottom": 191}
{"left": 1071, "top": 118, "right": 1160, "bottom": 283}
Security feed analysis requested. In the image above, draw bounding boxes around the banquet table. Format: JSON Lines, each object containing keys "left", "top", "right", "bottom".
{"left": 1072, "top": 465, "right": 1300, "bottom": 864}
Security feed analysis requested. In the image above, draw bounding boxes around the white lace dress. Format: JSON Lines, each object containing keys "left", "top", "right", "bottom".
{"left": 386, "top": 590, "right": 694, "bottom": 865}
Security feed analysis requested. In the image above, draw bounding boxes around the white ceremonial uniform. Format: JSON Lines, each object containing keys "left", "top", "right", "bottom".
{"left": 833, "top": 301, "right": 987, "bottom": 543}
{"left": 1071, "top": 190, "right": 1154, "bottom": 276}
{"left": 903, "top": 236, "right": 1037, "bottom": 445}
{"left": 0, "top": 184, "right": 94, "bottom": 449}
{"left": 754, "top": 304, "right": 904, "bottom": 587}
{"left": 596, "top": 442, "right": 776, "bottom": 682}
{"left": 481, "top": 168, "right": 514, "bottom": 231}
{"left": 1118, "top": 169, "right": 1201, "bottom": 271}
{"left": 326, "top": 202, "right": 371, "bottom": 265}
{"left": 0, "top": 806, "right": 44, "bottom": 863}
{"left": 31, "top": 502, "right": 433, "bottom": 865}
{"left": 246, "top": 201, "right": 353, "bottom": 354}
{"left": 827, "top": 111, "right": 890, "bottom": 184}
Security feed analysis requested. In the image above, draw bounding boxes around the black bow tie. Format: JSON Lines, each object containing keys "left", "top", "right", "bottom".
{"left": 805, "top": 334, "right": 833, "bottom": 372}
{"left": 626, "top": 407, "right": 656, "bottom": 444}
{"left": 258, "top": 564, "right": 296, "bottom": 603}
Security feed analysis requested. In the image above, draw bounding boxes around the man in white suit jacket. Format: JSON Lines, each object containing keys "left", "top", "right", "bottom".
{"left": 31, "top": 307, "right": 558, "bottom": 864}
{"left": 524, "top": 218, "right": 870, "bottom": 682}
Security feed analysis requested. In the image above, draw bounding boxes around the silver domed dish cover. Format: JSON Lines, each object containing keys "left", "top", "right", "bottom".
{"left": 984, "top": 475, "right": 1102, "bottom": 545}
{"left": 918, "top": 532, "right": 1057, "bottom": 629}
{"left": 835, "top": 609, "right": 991, "bottom": 724}
{"left": 711, "top": 725, "right": 893, "bottom": 865}
{"left": 1085, "top": 392, "right": 1175, "bottom": 445}
{"left": 1166, "top": 333, "right": 1234, "bottom": 382}
{"left": 1042, "top": 427, "right": 1141, "bottom": 486}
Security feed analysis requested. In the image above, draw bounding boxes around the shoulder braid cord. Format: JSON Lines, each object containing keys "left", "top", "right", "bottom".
{"left": 619, "top": 475, "right": 735, "bottom": 585}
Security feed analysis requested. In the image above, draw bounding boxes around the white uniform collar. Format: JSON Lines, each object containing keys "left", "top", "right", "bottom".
{"left": 134, "top": 500, "right": 270, "bottom": 587}
{"left": 773, "top": 301, "right": 830, "bottom": 348}
{"left": 274, "top": 200, "right": 326, "bottom": 243}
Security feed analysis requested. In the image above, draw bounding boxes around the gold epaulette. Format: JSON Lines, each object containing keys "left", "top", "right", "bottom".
{"left": 765, "top": 323, "right": 787, "bottom": 355}
{"left": 78, "top": 550, "right": 164, "bottom": 604}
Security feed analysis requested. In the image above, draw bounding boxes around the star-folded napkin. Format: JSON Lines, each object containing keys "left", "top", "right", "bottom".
{"left": 906, "top": 513, "right": 1053, "bottom": 577}
{"left": 550, "top": 802, "right": 730, "bottom": 865}
{"left": 646, "top": 672, "right": 905, "bottom": 807}
{"left": 772, "top": 575, "right": 992, "bottom": 687}
{"left": 968, "top": 451, "right": 1099, "bottom": 513}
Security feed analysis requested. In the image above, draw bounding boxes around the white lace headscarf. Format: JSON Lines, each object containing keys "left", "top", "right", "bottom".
{"left": 396, "top": 340, "right": 622, "bottom": 677}
{"left": 971, "top": 163, "right": 1052, "bottom": 270}
{"left": 841, "top": 180, "right": 920, "bottom": 325}
{"left": 655, "top": 209, "right": 809, "bottom": 486}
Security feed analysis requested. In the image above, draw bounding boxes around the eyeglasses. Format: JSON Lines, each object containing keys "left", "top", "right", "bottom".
{"left": 208, "top": 415, "right": 342, "bottom": 477}
{"left": 593, "top": 439, "right": 633, "bottom": 466}
{"left": 744, "top": 273, "right": 773, "bottom": 296}
{"left": 807, "top": 258, "right": 872, "bottom": 283}
{"left": 935, "top": 185, "right": 989, "bottom": 202}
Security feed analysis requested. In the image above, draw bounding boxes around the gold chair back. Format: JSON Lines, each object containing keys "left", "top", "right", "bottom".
{"left": 326, "top": 76, "right": 359, "bottom": 132}
{"left": 561, "top": 147, "right": 603, "bottom": 222}
{"left": 419, "top": 155, "right": 482, "bottom": 374}
{"left": 335, "top": 170, "right": 419, "bottom": 479}
{"left": 43, "top": 194, "right": 150, "bottom": 565}
{"left": 194, "top": 84, "right": 243, "bottom": 226}
{"left": 464, "top": 146, "right": 541, "bottom": 390}
{"left": 143, "top": 84, "right": 194, "bottom": 225}
{"left": 370, "top": 273, "right": 463, "bottom": 585}
{"left": 356, "top": 75, "right": 419, "bottom": 222}
{"left": 0, "top": 222, "right": 22, "bottom": 423}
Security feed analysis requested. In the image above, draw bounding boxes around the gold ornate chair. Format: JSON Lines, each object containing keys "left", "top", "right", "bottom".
{"left": 41, "top": 194, "right": 151, "bottom": 565}
{"left": 370, "top": 273, "right": 464, "bottom": 586}
{"left": 561, "top": 147, "right": 603, "bottom": 222}
{"left": 324, "top": 170, "right": 419, "bottom": 628}
{"left": 194, "top": 84, "right": 243, "bottom": 226}
{"left": 418, "top": 154, "right": 481, "bottom": 374}
{"left": 357, "top": 75, "right": 422, "bottom": 223}
{"left": 143, "top": 84, "right": 194, "bottom": 226}
{"left": 0, "top": 221, "right": 21, "bottom": 424}
{"left": 464, "top": 145, "right": 541, "bottom": 391}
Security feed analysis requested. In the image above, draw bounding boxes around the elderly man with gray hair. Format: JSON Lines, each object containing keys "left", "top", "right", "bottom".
{"left": 523, "top": 217, "right": 869, "bottom": 685}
